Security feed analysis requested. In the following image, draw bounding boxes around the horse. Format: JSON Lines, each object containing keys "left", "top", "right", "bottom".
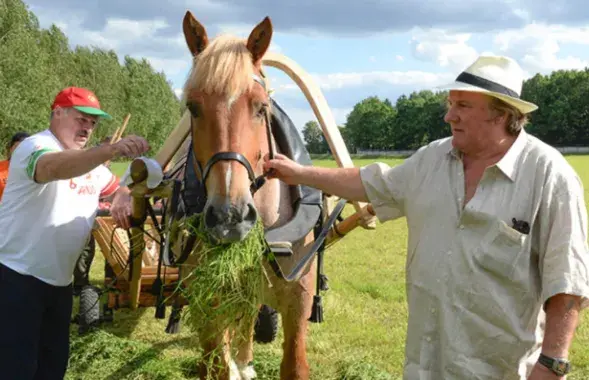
{"left": 176, "top": 11, "right": 318, "bottom": 380}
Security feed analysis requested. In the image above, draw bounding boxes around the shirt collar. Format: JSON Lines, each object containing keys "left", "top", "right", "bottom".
{"left": 494, "top": 129, "right": 528, "bottom": 181}
{"left": 447, "top": 129, "right": 528, "bottom": 182}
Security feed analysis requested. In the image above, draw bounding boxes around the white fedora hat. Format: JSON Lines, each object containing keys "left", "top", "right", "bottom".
{"left": 438, "top": 55, "right": 538, "bottom": 114}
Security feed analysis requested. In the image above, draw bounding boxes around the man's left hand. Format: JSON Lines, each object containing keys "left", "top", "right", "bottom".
{"left": 528, "top": 362, "right": 565, "bottom": 380}
{"left": 110, "top": 187, "right": 132, "bottom": 230}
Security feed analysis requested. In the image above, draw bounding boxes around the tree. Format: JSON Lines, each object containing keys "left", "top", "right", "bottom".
{"left": 302, "top": 121, "right": 328, "bottom": 154}
{"left": 345, "top": 96, "right": 396, "bottom": 150}
{"left": 392, "top": 90, "right": 448, "bottom": 149}
{"left": 0, "top": 0, "right": 182, "bottom": 156}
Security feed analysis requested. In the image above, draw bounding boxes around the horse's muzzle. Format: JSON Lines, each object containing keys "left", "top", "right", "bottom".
{"left": 203, "top": 197, "right": 258, "bottom": 243}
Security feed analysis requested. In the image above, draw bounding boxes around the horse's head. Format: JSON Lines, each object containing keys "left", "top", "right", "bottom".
{"left": 182, "top": 11, "right": 274, "bottom": 244}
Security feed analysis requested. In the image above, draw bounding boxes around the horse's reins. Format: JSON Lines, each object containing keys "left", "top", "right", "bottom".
{"left": 189, "top": 72, "right": 275, "bottom": 197}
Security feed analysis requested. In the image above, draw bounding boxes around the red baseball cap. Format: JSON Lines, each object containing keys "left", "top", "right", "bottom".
{"left": 51, "top": 87, "right": 112, "bottom": 120}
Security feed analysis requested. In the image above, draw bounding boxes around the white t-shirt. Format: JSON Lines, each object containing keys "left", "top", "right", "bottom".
{"left": 0, "top": 129, "right": 119, "bottom": 286}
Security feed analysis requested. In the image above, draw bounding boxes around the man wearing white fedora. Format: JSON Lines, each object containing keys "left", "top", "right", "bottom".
{"left": 263, "top": 54, "right": 589, "bottom": 379}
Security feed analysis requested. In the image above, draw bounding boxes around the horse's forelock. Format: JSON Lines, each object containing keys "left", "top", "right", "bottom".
{"left": 183, "top": 35, "right": 256, "bottom": 102}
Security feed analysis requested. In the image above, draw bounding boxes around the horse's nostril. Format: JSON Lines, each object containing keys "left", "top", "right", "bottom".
{"left": 204, "top": 206, "right": 218, "bottom": 228}
{"left": 243, "top": 203, "right": 257, "bottom": 223}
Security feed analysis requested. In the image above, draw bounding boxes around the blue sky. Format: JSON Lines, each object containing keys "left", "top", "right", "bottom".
{"left": 25, "top": 0, "right": 589, "bottom": 131}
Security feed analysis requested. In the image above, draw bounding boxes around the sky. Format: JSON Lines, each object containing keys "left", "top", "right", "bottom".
{"left": 25, "top": 0, "right": 589, "bottom": 132}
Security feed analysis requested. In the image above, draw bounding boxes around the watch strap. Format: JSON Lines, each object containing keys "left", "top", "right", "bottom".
{"left": 538, "top": 353, "right": 571, "bottom": 376}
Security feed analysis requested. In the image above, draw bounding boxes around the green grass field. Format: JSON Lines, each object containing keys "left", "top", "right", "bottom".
{"left": 65, "top": 157, "right": 589, "bottom": 380}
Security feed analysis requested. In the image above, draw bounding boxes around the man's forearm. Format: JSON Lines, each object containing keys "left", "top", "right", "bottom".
{"left": 541, "top": 293, "right": 582, "bottom": 357}
{"left": 298, "top": 166, "right": 369, "bottom": 202}
{"left": 35, "top": 145, "right": 116, "bottom": 183}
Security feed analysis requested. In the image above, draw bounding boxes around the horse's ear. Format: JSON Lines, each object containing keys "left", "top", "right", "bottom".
{"left": 246, "top": 16, "right": 273, "bottom": 64}
{"left": 183, "top": 11, "right": 209, "bottom": 57}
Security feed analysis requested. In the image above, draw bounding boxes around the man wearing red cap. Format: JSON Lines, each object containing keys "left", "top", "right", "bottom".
{"left": 0, "top": 87, "right": 149, "bottom": 379}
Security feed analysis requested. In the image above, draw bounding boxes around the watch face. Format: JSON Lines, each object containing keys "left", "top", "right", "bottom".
{"left": 554, "top": 360, "right": 570, "bottom": 375}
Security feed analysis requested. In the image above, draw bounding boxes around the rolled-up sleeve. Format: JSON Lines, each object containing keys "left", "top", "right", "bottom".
{"left": 359, "top": 148, "right": 425, "bottom": 223}
{"left": 538, "top": 172, "right": 589, "bottom": 309}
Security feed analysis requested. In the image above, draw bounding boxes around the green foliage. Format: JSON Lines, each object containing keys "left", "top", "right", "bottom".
{"left": 302, "top": 69, "right": 589, "bottom": 152}
{"left": 303, "top": 120, "right": 329, "bottom": 154}
{"left": 345, "top": 96, "right": 397, "bottom": 150}
{"left": 0, "top": 0, "right": 182, "bottom": 157}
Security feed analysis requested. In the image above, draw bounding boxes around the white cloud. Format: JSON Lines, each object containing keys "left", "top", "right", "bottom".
{"left": 215, "top": 23, "right": 283, "bottom": 54}
{"left": 269, "top": 70, "right": 453, "bottom": 93}
{"left": 316, "top": 71, "right": 453, "bottom": 90}
{"left": 492, "top": 23, "right": 589, "bottom": 75}
{"left": 142, "top": 57, "right": 189, "bottom": 77}
{"left": 410, "top": 28, "right": 479, "bottom": 71}
{"left": 93, "top": 18, "right": 169, "bottom": 45}
{"left": 407, "top": 22, "right": 589, "bottom": 78}
{"left": 271, "top": 106, "right": 353, "bottom": 134}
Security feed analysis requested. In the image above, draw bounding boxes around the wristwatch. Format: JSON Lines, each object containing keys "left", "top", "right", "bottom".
{"left": 538, "top": 353, "right": 571, "bottom": 376}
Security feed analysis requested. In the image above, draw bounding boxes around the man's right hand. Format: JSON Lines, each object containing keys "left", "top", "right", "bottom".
{"left": 111, "top": 135, "right": 150, "bottom": 159}
{"left": 263, "top": 153, "right": 306, "bottom": 185}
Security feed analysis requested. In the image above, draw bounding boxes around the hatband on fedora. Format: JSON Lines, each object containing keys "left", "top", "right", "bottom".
{"left": 438, "top": 55, "right": 538, "bottom": 114}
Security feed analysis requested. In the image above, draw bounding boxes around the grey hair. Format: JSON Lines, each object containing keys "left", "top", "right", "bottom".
{"left": 49, "top": 107, "right": 71, "bottom": 121}
{"left": 488, "top": 96, "right": 529, "bottom": 136}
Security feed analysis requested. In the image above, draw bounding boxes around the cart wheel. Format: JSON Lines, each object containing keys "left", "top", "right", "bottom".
{"left": 78, "top": 285, "right": 101, "bottom": 335}
{"left": 253, "top": 304, "right": 278, "bottom": 344}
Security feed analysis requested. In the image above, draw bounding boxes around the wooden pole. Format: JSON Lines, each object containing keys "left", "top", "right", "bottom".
{"left": 154, "top": 110, "right": 192, "bottom": 168}
{"left": 262, "top": 52, "right": 368, "bottom": 215}
{"left": 325, "top": 204, "right": 375, "bottom": 246}
{"left": 127, "top": 158, "right": 148, "bottom": 310}
{"left": 112, "top": 113, "right": 131, "bottom": 144}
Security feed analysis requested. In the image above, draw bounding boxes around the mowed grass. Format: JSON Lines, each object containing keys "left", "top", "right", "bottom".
{"left": 66, "top": 157, "right": 589, "bottom": 379}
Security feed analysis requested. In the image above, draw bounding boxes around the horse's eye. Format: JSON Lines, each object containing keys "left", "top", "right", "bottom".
{"left": 187, "top": 102, "right": 199, "bottom": 118}
{"left": 255, "top": 103, "right": 268, "bottom": 119}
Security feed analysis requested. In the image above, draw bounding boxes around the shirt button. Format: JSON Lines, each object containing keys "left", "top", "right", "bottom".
{"left": 426, "top": 337, "right": 432, "bottom": 342}
{"left": 447, "top": 250, "right": 452, "bottom": 255}
{"left": 459, "top": 225, "right": 464, "bottom": 229}
{"left": 431, "top": 308, "right": 436, "bottom": 314}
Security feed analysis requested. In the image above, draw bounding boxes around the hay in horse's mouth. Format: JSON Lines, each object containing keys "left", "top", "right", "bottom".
{"left": 177, "top": 213, "right": 266, "bottom": 339}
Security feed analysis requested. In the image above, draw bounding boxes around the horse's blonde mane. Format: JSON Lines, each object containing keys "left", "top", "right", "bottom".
{"left": 183, "top": 34, "right": 255, "bottom": 100}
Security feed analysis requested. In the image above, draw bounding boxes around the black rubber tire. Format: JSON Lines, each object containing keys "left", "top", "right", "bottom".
{"left": 78, "top": 285, "right": 101, "bottom": 335}
{"left": 253, "top": 304, "right": 279, "bottom": 344}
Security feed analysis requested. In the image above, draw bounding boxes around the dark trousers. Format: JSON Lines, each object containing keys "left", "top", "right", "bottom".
{"left": 0, "top": 263, "right": 73, "bottom": 380}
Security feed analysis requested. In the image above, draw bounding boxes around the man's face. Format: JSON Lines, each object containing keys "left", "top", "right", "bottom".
{"left": 444, "top": 90, "right": 505, "bottom": 154}
{"left": 52, "top": 107, "right": 99, "bottom": 149}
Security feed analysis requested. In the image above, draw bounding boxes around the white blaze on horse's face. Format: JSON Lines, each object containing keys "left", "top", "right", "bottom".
{"left": 224, "top": 165, "right": 232, "bottom": 197}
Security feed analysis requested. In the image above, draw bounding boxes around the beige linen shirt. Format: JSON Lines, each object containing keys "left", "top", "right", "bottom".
{"left": 360, "top": 129, "right": 589, "bottom": 380}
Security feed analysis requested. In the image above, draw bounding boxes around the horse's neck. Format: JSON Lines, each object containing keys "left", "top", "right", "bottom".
{"left": 254, "top": 176, "right": 292, "bottom": 229}
{"left": 254, "top": 141, "right": 293, "bottom": 229}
